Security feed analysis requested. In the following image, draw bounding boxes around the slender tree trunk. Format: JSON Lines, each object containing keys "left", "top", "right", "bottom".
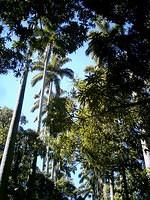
{"left": 103, "top": 182, "right": 108, "bottom": 200}
{"left": 110, "top": 178, "right": 114, "bottom": 200}
{"left": 97, "top": 177, "right": 103, "bottom": 200}
{"left": 45, "top": 146, "right": 50, "bottom": 174}
{"left": 51, "top": 157, "right": 57, "bottom": 181}
{"left": 54, "top": 160, "right": 60, "bottom": 183}
{"left": 41, "top": 81, "right": 52, "bottom": 173}
{"left": 53, "top": 160, "right": 62, "bottom": 183}
{"left": 92, "top": 177, "right": 100, "bottom": 200}
{"left": 37, "top": 44, "right": 51, "bottom": 134}
{"left": 51, "top": 158, "right": 54, "bottom": 180}
{"left": 141, "top": 139, "right": 150, "bottom": 176}
{"left": 110, "top": 170, "right": 114, "bottom": 200}
{"left": 0, "top": 67, "right": 29, "bottom": 200}
{"left": 45, "top": 82, "right": 53, "bottom": 173}
{"left": 92, "top": 194, "right": 95, "bottom": 200}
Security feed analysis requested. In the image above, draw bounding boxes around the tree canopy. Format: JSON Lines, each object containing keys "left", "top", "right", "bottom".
{"left": 0, "top": 0, "right": 150, "bottom": 199}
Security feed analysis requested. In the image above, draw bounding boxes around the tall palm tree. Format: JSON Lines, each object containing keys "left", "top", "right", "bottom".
{"left": 31, "top": 53, "right": 74, "bottom": 127}
{"left": 27, "top": 45, "right": 52, "bottom": 191}
{"left": 31, "top": 53, "right": 74, "bottom": 174}
{"left": 31, "top": 53, "right": 74, "bottom": 118}
{"left": 27, "top": 21, "right": 60, "bottom": 186}
{"left": 30, "top": 18, "right": 69, "bottom": 136}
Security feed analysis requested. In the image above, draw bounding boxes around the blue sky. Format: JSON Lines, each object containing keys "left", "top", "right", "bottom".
{"left": 0, "top": 42, "right": 94, "bottom": 130}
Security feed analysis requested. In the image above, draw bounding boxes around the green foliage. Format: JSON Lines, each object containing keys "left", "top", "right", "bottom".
{"left": 0, "top": 107, "right": 12, "bottom": 150}
{"left": 0, "top": 1, "right": 149, "bottom": 199}
{"left": 46, "top": 97, "right": 74, "bottom": 136}
{"left": 8, "top": 172, "right": 66, "bottom": 200}
{"left": 0, "top": 107, "right": 28, "bottom": 159}
{"left": 56, "top": 177, "right": 77, "bottom": 199}
{"left": 71, "top": 4, "right": 150, "bottom": 197}
{"left": 0, "top": 0, "right": 93, "bottom": 74}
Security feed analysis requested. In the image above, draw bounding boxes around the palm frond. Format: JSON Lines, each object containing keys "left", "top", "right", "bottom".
{"left": 86, "top": 32, "right": 102, "bottom": 58}
{"left": 33, "top": 110, "right": 47, "bottom": 123}
{"left": 34, "top": 90, "right": 41, "bottom": 99}
{"left": 31, "top": 95, "right": 48, "bottom": 113}
{"left": 32, "top": 61, "right": 44, "bottom": 71}
{"left": 50, "top": 55, "right": 71, "bottom": 69}
{"left": 95, "top": 18, "right": 110, "bottom": 34}
{"left": 31, "top": 100, "right": 39, "bottom": 112}
{"left": 50, "top": 55, "right": 59, "bottom": 67}
{"left": 46, "top": 63, "right": 54, "bottom": 71}
{"left": 31, "top": 73, "right": 43, "bottom": 87}
{"left": 56, "top": 68, "right": 74, "bottom": 79}
{"left": 58, "top": 57, "right": 72, "bottom": 67}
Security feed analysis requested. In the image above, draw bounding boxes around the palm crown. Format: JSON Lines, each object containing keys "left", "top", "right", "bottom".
{"left": 31, "top": 54, "right": 74, "bottom": 119}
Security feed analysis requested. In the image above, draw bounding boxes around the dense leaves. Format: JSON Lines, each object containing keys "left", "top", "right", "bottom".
{"left": 0, "top": 0, "right": 150, "bottom": 199}
{"left": 0, "top": 0, "right": 94, "bottom": 74}
{"left": 46, "top": 97, "right": 74, "bottom": 134}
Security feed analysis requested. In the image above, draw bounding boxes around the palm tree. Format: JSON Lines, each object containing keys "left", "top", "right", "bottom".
{"left": 27, "top": 21, "right": 59, "bottom": 186}
{"left": 31, "top": 53, "right": 74, "bottom": 117}
{"left": 27, "top": 45, "right": 52, "bottom": 192}
{"left": 86, "top": 18, "right": 120, "bottom": 65}
{"left": 31, "top": 53, "right": 74, "bottom": 174}
{"left": 31, "top": 54, "right": 74, "bottom": 128}
{"left": 31, "top": 21, "right": 73, "bottom": 135}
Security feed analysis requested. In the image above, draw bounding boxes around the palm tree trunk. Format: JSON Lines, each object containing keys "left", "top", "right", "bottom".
{"left": 45, "top": 82, "right": 53, "bottom": 174}
{"left": 53, "top": 160, "right": 57, "bottom": 183}
{"left": 0, "top": 66, "right": 29, "bottom": 200}
{"left": 51, "top": 157, "right": 55, "bottom": 181}
{"left": 93, "top": 170, "right": 103, "bottom": 200}
{"left": 42, "top": 82, "right": 53, "bottom": 172}
{"left": 109, "top": 170, "right": 114, "bottom": 200}
{"left": 37, "top": 44, "right": 51, "bottom": 133}
{"left": 141, "top": 139, "right": 150, "bottom": 177}
{"left": 97, "top": 177, "right": 103, "bottom": 200}
{"left": 45, "top": 146, "right": 50, "bottom": 174}
{"left": 109, "top": 177, "right": 114, "bottom": 200}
